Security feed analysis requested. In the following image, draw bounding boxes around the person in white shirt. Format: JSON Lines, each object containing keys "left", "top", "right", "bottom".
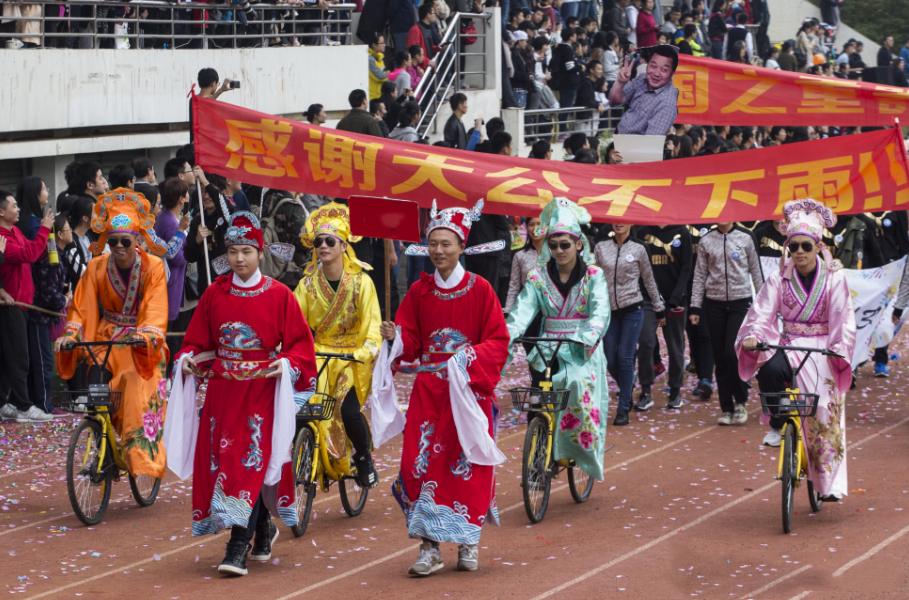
{"left": 764, "top": 46, "right": 780, "bottom": 70}
{"left": 626, "top": 0, "right": 642, "bottom": 46}
{"left": 722, "top": 12, "right": 753, "bottom": 62}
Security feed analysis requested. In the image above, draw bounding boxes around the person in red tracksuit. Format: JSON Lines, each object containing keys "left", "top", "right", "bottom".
{"left": 0, "top": 190, "right": 54, "bottom": 423}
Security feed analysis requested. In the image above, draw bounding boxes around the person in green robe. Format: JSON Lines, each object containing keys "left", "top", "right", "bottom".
{"left": 503, "top": 198, "right": 611, "bottom": 480}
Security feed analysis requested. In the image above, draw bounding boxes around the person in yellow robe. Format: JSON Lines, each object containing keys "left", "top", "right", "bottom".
{"left": 55, "top": 188, "right": 170, "bottom": 479}
{"left": 293, "top": 202, "right": 382, "bottom": 489}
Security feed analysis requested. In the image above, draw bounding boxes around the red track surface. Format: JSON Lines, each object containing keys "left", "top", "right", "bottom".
{"left": 3, "top": 334, "right": 909, "bottom": 600}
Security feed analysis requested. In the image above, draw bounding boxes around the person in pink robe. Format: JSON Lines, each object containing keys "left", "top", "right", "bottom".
{"left": 735, "top": 198, "right": 856, "bottom": 501}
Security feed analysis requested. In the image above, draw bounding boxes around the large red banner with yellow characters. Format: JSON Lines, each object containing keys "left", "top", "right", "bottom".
{"left": 193, "top": 96, "right": 909, "bottom": 224}
{"left": 675, "top": 55, "right": 909, "bottom": 127}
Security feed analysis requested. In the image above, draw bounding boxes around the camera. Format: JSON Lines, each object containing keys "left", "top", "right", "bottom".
{"left": 228, "top": 81, "right": 241, "bottom": 89}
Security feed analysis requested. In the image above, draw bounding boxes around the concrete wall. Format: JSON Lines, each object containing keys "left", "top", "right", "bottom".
{"left": 766, "top": 0, "right": 880, "bottom": 57}
{"left": 0, "top": 45, "right": 368, "bottom": 134}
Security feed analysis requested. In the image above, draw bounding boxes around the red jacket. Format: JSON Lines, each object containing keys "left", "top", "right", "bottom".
{"left": 0, "top": 224, "right": 49, "bottom": 310}
{"left": 406, "top": 22, "right": 439, "bottom": 71}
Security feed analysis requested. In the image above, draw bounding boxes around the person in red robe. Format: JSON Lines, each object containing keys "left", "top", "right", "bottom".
{"left": 378, "top": 199, "right": 509, "bottom": 577}
{"left": 163, "top": 212, "right": 317, "bottom": 577}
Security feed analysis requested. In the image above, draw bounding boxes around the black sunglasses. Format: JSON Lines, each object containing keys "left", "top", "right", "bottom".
{"left": 788, "top": 241, "right": 815, "bottom": 253}
{"left": 109, "top": 237, "right": 133, "bottom": 248}
{"left": 313, "top": 236, "right": 338, "bottom": 248}
{"left": 548, "top": 241, "right": 575, "bottom": 251}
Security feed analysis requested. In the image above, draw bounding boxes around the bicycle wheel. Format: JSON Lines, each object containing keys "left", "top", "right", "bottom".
{"left": 290, "top": 427, "right": 316, "bottom": 538}
{"left": 339, "top": 476, "right": 369, "bottom": 517}
{"left": 66, "top": 419, "right": 112, "bottom": 526}
{"left": 568, "top": 465, "right": 594, "bottom": 503}
{"left": 522, "top": 416, "right": 552, "bottom": 524}
{"left": 129, "top": 474, "right": 161, "bottom": 507}
{"left": 781, "top": 425, "right": 796, "bottom": 534}
{"left": 808, "top": 479, "right": 823, "bottom": 513}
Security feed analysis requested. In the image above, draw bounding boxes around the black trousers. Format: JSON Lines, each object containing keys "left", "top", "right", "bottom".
{"left": 703, "top": 298, "right": 751, "bottom": 413}
{"left": 756, "top": 349, "right": 792, "bottom": 431}
{"left": 521, "top": 313, "right": 546, "bottom": 390}
{"left": 0, "top": 307, "right": 32, "bottom": 412}
{"left": 872, "top": 344, "right": 890, "bottom": 366}
{"left": 340, "top": 388, "right": 371, "bottom": 457}
{"left": 230, "top": 493, "right": 269, "bottom": 544}
{"left": 686, "top": 306, "right": 714, "bottom": 381}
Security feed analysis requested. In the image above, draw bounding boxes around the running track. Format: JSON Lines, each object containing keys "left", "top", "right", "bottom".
{"left": 3, "top": 334, "right": 909, "bottom": 599}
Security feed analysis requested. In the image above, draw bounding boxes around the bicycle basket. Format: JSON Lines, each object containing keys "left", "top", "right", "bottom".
{"left": 296, "top": 392, "right": 337, "bottom": 422}
{"left": 55, "top": 385, "right": 123, "bottom": 415}
{"left": 759, "top": 391, "right": 820, "bottom": 418}
{"left": 509, "top": 387, "right": 570, "bottom": 413}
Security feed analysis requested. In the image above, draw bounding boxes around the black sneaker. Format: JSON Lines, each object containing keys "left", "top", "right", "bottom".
{"left": 250, "top": 516, "right": 278, "bottom": 561}
{"left": 665, "top": 392, "right": 683, "bottom": 410}
{"left": 353, "top": 452, "right": 380, "bottom": 489}
{"left": 633, "top": 393, "right": 654, "bottom": 411}
{"left": 218, "top": 540, "right": 251, "bottom": 576}
{"left": 613, "top": 410, "right": 630, "bottom": 426}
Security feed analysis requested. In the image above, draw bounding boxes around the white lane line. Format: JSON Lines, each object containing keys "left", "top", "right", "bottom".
{"left": 0, "top": 464, "right": 48, "bottom": 479}
{"left": 1, "top": 478, "right": 189, "bottom": 538}
{"left": 739, "top": 565, "right": 813, "bottom": 598}
{"left": 787, "top": 592, "right": 812, "bottom": 600}
{"left": 832, "top": 522, "right": 909, "bottom": 577}
{"left": 25, "top": 531, "right": 229, "bottom": 599}
{"left": 528, "top": 415, "right": 909, "bottom": 599}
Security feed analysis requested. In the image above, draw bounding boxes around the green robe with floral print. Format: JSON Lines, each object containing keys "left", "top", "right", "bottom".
{"left": 504, "top": 263, "right": 611, "bottom": 480}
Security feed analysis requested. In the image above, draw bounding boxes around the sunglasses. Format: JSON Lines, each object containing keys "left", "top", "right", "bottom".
{"left": 788, "top": 241, "right": 815, "bottom": 253}
{"left": 313, "top": 236, "right": 338, "bottom": 248}
{"left": 548, "top": 241, "right": 575, "bottom": 252}
{"left": 109, "top": 237, "right": 133, "bottom": 248}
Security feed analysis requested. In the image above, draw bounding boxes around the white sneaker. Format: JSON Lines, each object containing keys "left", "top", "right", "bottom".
{"left": 0, "top": 403, "right": 18, "bottom": 421}
{"left": 717, "top": 412, "right": 734, "bottom": 426}
{"left": 16, "top": 406, "right": 53, "bottom": 423}
{"left": 763, "top": 429, "right": 782, "bottom": 447}
{"left": 457, "top": 544, "right": 479, "bottom": 571}
{"left": 408, "top": 542, "right": 443, "bottom": 576}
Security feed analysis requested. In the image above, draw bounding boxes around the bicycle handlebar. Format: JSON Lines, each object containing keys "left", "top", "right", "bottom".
{"left": 65, "top": 339, "right": 145, "bottom": 350}
{"left": 749, "top": 342, "right": 844, "bottom": 360}
{"left": 517, "top": 337, "right": 584, "bottom": 345}
{"left": 315, "top": 352, "right": 364, "bottom": 365}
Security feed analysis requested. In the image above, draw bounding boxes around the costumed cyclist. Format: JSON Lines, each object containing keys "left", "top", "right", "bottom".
{"left": 736, "top": 198, "right": 855, "bottom": 502}
{"left": 55, "top": 188, "right": 170, "bottom": 483}
{"left": 164, "top": 212, "right": 318, "bottom": 577}
{"left": 293, "top": 202, "right": 383, "bottom": 490}
{"left": 377, "top": 199, "right": 509, "bottom": 577}
{"left": 504, "top": 198, "right": 611, "bottom": 481}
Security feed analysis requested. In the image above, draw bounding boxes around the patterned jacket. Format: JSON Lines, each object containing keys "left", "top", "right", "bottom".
{"left": 29, "top": 255, "right": 68, "bottom": 326}
{"left": 690, "top": 226, "right": 764, "bottom": 312}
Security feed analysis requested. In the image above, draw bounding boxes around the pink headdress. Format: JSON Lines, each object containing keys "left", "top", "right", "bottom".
{"left": 781, "top": 198, "right": 840, "bottom": 273}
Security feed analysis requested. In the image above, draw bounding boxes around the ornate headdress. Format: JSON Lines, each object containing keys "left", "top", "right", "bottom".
{"left": 300, "top": 202, "right": 371, "bottom": 274}
{"left": 405, "top": 199, "right": 506, "bottom": 257}
{"left": 90, "top": 188, "right": 166, "bottom": 256}
{"left": 781, "top": 198, "right": 840, "bottom": 272}
{"left": 211, "top": 211, "right": 295, "bottom": 275}
{"left": 534, "top": 197, "right": 594, "bottom": 267}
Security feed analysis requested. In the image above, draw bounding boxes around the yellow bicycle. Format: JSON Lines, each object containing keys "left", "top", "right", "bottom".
{"left": 511, "top": 337, "right": 612, "bottom": 524}
{"left": 290, "top": 352, "right": 368, "bottom": 537}
{"left": 753, "top": 342, "right": 843, "bottom": 533}
{"left": 58, "top": 340, "right": 161, "bottom": 526}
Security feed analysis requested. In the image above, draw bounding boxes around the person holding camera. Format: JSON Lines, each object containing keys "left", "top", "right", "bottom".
{"left": 190, "top": 68, "right": 238, "bottom": 142}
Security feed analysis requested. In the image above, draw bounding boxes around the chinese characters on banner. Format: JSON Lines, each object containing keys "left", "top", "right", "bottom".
{"left": 193, "top": 96, "right": 909, "bottom": 224}
{"left": 675, "top": 55, "right": 909, "bottom": 127}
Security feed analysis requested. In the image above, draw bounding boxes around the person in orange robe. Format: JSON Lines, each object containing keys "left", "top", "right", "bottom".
{"left": 55, "top": 188, "right": 170, "bottom": 480}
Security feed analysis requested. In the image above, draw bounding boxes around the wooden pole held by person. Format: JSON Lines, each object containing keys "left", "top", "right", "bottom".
{"left": 384, "top": 239, "right": 392, "bottom": 321}
{"left": 198, "top": 183, "right": 212, "bottom": 286}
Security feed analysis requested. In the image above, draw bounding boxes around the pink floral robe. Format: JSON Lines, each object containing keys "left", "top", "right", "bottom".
{"left": 736, "top": 257, "right": 856, "bottom": 498}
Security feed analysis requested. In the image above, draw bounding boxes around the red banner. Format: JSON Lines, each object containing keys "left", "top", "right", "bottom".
{"left": 675, "top": 55, "right": 909, "bottom": 127}
{"left": 193, "top": 96, "right": 909, "bottom": 225}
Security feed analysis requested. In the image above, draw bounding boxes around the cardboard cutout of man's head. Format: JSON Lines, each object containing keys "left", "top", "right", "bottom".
{"left": 639, "top": 44, "right": 679, "bottom": 91}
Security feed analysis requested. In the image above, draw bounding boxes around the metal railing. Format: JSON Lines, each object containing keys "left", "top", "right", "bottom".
{"left": 0, "top": 0, "right": 355, "bottom": 49}
{"left": 524, "top": 105, "right": 625, "bottom": 143}
{"left": 412, "top": 11, "right": 491, "bottom": 137}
